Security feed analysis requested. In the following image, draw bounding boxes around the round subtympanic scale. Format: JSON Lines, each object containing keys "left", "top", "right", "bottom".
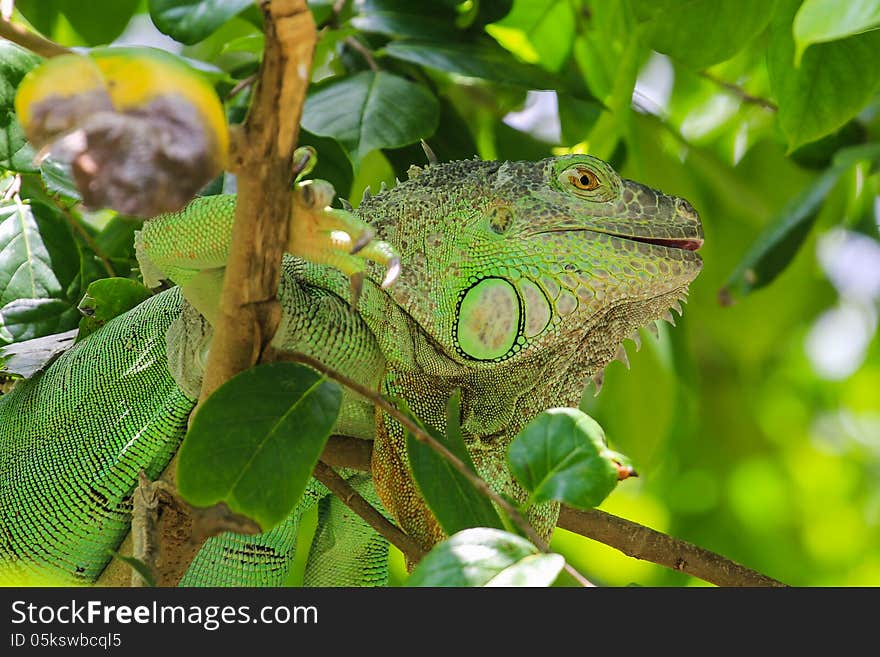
{"left": 457, "top": 278, "right": 520, "bottom": 360}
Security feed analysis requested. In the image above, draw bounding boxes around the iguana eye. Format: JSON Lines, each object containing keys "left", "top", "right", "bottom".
{"left": 569, "top": 166, "right": 600, "bottom": 191}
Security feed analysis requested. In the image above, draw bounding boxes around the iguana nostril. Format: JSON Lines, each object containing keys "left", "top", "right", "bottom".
{"left": 675, "top": 197, "right": 699, "bottom": 221}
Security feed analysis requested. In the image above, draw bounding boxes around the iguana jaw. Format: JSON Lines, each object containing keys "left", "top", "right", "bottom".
{"left": 539, "top": 227, "right": 704, "bottom": 255}
{"left": 623, "top": 234, "right": 703, "bottom": 252}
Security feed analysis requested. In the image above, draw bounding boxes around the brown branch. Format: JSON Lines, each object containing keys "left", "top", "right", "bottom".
{"left": 557, "top": 506, "right": 786, "bottom": 587}
{"left": 318, "top": 434, "right": 784, "bottom": 587}
{"left": 0, "top": 17, "right": 71, "bottom": 58}
{"left": 131, "top": 472, "right": 260, "bottom": 587}
{"left": 145, "top": 0, "right": 317, "bottom": 587}
{"left": 321, "top": 434, "right": 374, "bottom": 469}
{"left": 699, "top": 70, "right": 778, "bottom": 112}
{"left": 274, "top": 350, "right": 594, "bottom": 587}
{"left": 226, "top": 73, "right": 258, "bottom": 101}
{"left": 197, "top": 0, "right": 316, "bottom": 404}
{"left": 312, "top": 461, "right": 426, "bottom": 563}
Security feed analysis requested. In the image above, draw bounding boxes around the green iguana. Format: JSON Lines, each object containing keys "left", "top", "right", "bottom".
{"left": 0, "top": 153, "right": 703, "bottom": 586}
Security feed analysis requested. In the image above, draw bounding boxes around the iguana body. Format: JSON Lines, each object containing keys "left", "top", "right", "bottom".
{"left": 0, "top": 154, "right": 703, "bottom": 585}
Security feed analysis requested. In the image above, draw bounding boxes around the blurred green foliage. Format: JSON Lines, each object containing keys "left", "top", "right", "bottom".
{"left": 2, "top": 0, "right": 879, "bottom": 586}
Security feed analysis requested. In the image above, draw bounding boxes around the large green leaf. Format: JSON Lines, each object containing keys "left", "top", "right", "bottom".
{"left": 149, "top": 0, "right": 255, "bottom": 45}
{"left": 350, "top": 11, "right": 459, "bottom": 40}
{"left": 405, "top": 390, "right": 504, "bottom": 535}
{"left": 59, "top": 0, "right": 139, "bottom": 46}
{"left": 720, "top": 143, "right": 880, "bottom": 302}
{"left": 768, "top": 0, "right": 880, "bottom": 151}
{"left": 793, "top": 0, "right": 880, "bottom": 65}
{"left": 18, "top": 0, "right": 138, "bottom": 45}
{"left": 302, "top": 71, "right": 439, "bottom": 164}
{"left": 0, "top": 298, "right": 80, "bottom": 344}
{"left": 508, "top": 407, "right": 622, "bottom": 509}
{"left": 629, "top": 0, "right": 775, "bottom": 69}
{"left": 0, "top": 200, "right": 82, "bottom": 344}
{"left": 0, "top": 42, "right": 41, "bottom": 173}
{"left": 486, "top": 0, "right": 576, "bottom": 72}
{"left": 406, "top": 528, "right": 564, "bottom": 587}
{"left": 384, "top": 40, "right": 575, "bottom": 93}
{"left": 177, "top": 362, "right": 341, "bottom": 531}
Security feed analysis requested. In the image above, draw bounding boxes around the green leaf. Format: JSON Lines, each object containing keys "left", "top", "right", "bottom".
{"left": 486, "top": 0, "right": 576, "bottom": 72}
{"left": 0, "top": 199, "right": 82, "bottom": 344}
{"left": 405, "top": 390, "right": 505, "bottom": 535}
{"left": 350, "top": 11, "right": 460, "bottom": 40}
{"left": 177, "top": 362, "right": 341, "bottom": 531}
{"left": 793, "top": 0, "right": 880, "bottom": 65}
{"left": 629, "top": 0, "right": 776, "bottom": 68}
{"left": 298, "top": 130, "right": 354, "bottom": 199}
{"left": 148, "top": 0, "right": 255, "bottom": 45}
{"left": 0, "top": 42, "right": 41, "bottom": 173}
{"left": 406, "top": 527, "right": 563, "bottom": 587}
{"left": 0, "top": 298, "right": 80, "bottom": 344}
{"left": 76, "top": 277, "right": 152, "bottom": 341}
{"left": 508, "top": 407, "right": 621, "bottom": 509}
{"left": 14, "top": 1, "right": 60, "bottom": 37}
{"left": 0, "top": 327, "right": 77, "bottom": 378}
{"left": 302, "top": 71, "right": 439, "bottom": 164}
{"left": 384, "top": 40, "right": 580, "bottom": 95}
{"left": 720, "top": 143, "right": 880, "bottom": 302}
{"left": 59, "top": 0, "right": 139, "bottom": 46}
{"left": 768, "top": 0, "right": 880, "bottom": 150}
{"left": 40, "top": 158, "right": 81, "bottom": 202}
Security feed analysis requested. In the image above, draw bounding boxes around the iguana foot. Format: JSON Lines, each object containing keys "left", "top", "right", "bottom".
{"left": 290, "top": 179, "right": 400, "bottom": 307}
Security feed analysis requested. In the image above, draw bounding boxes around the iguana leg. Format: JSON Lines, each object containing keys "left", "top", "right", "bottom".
{"left": 180, "top": 481, "right": 327, "bottom": 587}
{"left": 135, "top": 185, "right": 400, "bottom": 322}
{"left": 302, "top": 473, "right": 389, "bottom": 587}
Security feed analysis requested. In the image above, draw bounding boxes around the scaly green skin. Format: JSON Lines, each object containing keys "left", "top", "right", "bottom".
{"left": 0, "top": 154, "right": 702, "bottom": 585}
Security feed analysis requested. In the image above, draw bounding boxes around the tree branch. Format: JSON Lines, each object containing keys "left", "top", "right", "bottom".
{"left": 0, "top": 17, "right": 71, "bottom": 58}
{"left": 312, "top": 461, "right": 426, "bottom": 563}
{"left": 152, "top": 0, "right": 317, "bottom": 585}
{"left": 131, "top": 472, "right": 260, "bottom": 587}
{"left": 197, "top": 0, "right": 316, "bottom": 403}
{"left": 557, "top": 506, "right": 786, "bottom": 587}
{"left": 318, "top": 433, "right": 785, "bottom": 587}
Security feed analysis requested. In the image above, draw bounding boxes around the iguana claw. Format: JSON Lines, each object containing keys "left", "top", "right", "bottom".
{"left": 290, "top": 178, "right": 400, "bottom": 307}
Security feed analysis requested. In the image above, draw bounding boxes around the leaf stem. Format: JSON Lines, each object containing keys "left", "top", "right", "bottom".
{"left": 699, "top": 70, "right": 778, "bottom": 111}
{"left": 0, "top": 17, "right": 72, "bottom": 58}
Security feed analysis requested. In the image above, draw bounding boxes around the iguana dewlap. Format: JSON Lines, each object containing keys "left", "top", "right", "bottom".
{"left": 0, "top": 154, "right": 702, "bottom": 585}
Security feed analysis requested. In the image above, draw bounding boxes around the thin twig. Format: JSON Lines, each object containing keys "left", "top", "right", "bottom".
{"left": 557, "top": 506, "right": 786, "bottom": 587}
{"left": 0, "top": 17, "right": 71, "bottom": 58}
{"left": 699, "top": 70, "right": 778, "bottom": 111}
{"left": 58, "top": 204, "right": 116, "bottom": 277}
{"left": 344, "top": 36, "right": 379, "bottom": 71}
{"left": 277, "top": 351, "right": 594, "bottom": 587}
{"left": 226, "top": 73, "right": 258, "bottom": 101}
{"left": 312, "top": 461, "right": 426, "bottom": 563}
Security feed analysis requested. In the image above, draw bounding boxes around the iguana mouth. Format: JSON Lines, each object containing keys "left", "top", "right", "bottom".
{"left": 540, "top": 228, "right": 704, "bottom": 252}
{"left": 624, "top": 235, "right": 703, "bottom": 251}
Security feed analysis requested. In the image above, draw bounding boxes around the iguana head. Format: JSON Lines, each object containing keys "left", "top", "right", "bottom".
{"left": 361, "top": 154, "right": 703, "bottom": 389}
